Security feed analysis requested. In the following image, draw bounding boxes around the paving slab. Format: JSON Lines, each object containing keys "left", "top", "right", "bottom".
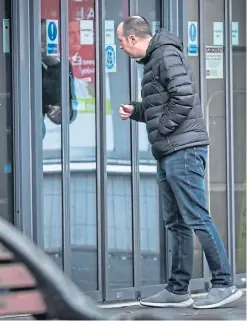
{"left": 2, "top": 292, "right": 246, "bottom": 320}
{"left": 102, "top": 292, "right": 247, "bottom": 320}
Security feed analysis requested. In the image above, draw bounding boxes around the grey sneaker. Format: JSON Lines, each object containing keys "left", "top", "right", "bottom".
{"left": 140, "top": 289, "right": 194, "bottom": 308}
{"left": 193, "top": 285, "right": 243, "bottom": 309}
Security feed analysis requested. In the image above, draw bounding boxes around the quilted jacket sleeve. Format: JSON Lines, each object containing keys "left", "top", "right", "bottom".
{"left": 158, "top": 52, "right": 195, "bottom": 136}
{"left": 69, "top": 61, "right": 78, "bottom": 123}
{"left": 129, "top": 101, "right": 146, "bottom": 123}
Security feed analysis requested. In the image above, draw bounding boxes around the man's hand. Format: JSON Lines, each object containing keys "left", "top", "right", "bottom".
{"left": 119, "top": 104, "right": 134, "bottom": 120}
{"left": 46, "top": 105, "right": 62, "bottom": 124}
{"left": 47, "top": 105, "right": 61, "bottom": 117}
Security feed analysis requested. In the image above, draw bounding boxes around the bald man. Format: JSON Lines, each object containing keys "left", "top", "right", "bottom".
{"left": 117, "top": 16, "right": 242, "bottom": 310}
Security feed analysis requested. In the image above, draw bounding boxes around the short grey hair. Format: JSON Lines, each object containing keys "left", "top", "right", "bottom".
{"left": 122, "top": 16, "right": 152, "bottom": 38}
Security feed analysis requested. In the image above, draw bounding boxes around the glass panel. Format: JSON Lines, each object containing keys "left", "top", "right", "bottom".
{"left": 68, "top": 0, "right": 98, "bottom": 291}
{"left": 137, "top": 1, "right": 164, "bottom": 286}
{"left": 105, "top": 0, "right": 133, "bottom": 289}
{"left": 205, "top": 1, "right": 228, "bottom": 248}
{"left": 232, "top": 0, "right": 246, "bottom": 274}
{"left": 0, "top": 1, "right": 13, "bottom": 223}
{"left": 183, "top": 0, "right": 203, "bottom": 279}
{"left": 41, "top": 0, "right": 63, "bottom": 268}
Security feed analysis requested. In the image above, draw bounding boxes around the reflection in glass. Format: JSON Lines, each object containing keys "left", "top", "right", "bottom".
{"left": 0, "top": 1, "right": 14, "bottom": 224}
{"left": 137, "top": 0, "right": 164, "bottom": 286}
{"left": 68, "top": 0, "right": 98, "bottom": 291}
{"left": 106, "top": 0, "right": 134, "bottom": 289}
{"left": 41, "top": 0, "right": 63, "bottom": 269}
{"left": 232, "top": 0, "right": 246, "bottom": 274}
{"left": 205, "top": 0, "right": 228, "bottom": 250}
{"left": 183, "top": 0, "right": 203, "bottom": 279}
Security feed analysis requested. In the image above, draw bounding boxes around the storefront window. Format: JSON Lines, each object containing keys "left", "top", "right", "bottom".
{"left": 0, "top": 1, "right": 13, "bottom": 224}
{"left": 137, "top": 0, "right": 163, "bottom": 286}
{"left": 232, "top": 0, "right": 246, "bottom": 274}
{"left": 68, "top": 0, "right": 98, "bottom": 292}
{"left": 41, "top": 0, "right": 63, "bottom": 268}
{"left": 183, "top": 0, "right": 203, "bottom": 279}
{"left": 105, "top": 0, "right": 134, "bottom": 290}
{"left": 205, "top": 0, "right": 228, "bottom": 250}
{"left": 68, "top": 0, "right": 96, "bottom": 162}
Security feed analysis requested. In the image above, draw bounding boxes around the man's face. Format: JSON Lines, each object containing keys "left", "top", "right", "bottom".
{"left": 69, "top": 21, "right": 81, "bottom": 54}
{"left": 117, "top": 22, "right": 145, "bottom": 59}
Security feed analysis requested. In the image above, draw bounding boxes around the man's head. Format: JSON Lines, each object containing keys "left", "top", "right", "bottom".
{"left": 69, "top": 20, "right": 81, "bottom": 54}
{"left": 117, "top": 16, "right": 152, "bottom": 58}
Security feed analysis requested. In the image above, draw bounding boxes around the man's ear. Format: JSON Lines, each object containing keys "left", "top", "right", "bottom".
{"left": 129, "top": 35, "right": 137, "bottom": 45}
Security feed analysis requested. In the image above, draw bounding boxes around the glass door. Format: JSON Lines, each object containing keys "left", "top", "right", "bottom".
{"left": 205, "top": 0, "right": 228, "bottom": 252}
{"left": 0, "top": 1, "right": 13, "bottom": 223}
{"left": 104, "top": 0, "right": 135, "bottom": 301}
{"left": 136, "top": 0, "right": 164, "bottom": 298}
{"left": 68, "top": 0, "right": 100, "bottom": 298}
{"left": 41, "top": 0, "right": 63, "bottom": 269}
{"left": 232, "top": 0, "right": 246, "bottom": 281}
{"left": 182, "top": 0, "right": 205, "bottom": 290}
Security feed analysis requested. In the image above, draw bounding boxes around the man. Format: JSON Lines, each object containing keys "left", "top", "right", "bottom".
{"left": 41, "top": 18, "right": 77, "bottom": 139}
{"left": 117, "top": 16, "right": 243, "bottom": 309}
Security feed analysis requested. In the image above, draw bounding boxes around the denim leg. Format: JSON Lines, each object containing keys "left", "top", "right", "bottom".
{"left": 157, "top": 162, "right": 194, "bottom": 294}
{"left": 163, "top": 147, "right": 232, "bottom": 287}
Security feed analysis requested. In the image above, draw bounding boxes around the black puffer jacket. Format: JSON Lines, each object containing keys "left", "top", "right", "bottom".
{"left": 130, "top": 29, "right": 209, "bottom": 160}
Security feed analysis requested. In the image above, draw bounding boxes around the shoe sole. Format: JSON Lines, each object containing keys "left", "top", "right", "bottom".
{"left": 140, "top": 298, "right": 194, "bottom": 308}
{"left": 193, "top": 289, "right": 243, "bottom": 309}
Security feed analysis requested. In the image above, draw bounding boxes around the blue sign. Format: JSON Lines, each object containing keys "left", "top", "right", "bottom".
{"left": 46, "top": 20, "right": 59, "bottom": 56}
{"left": 188, "top": 21, "right": 198, "bottom": 56}
{"left": 105, "top": 45, "right": 116, "bottom": 72}
{"left": 189, "top": 24, "right": 196, "bottom": 42}
{"left": 47, "top": 22, "right": 57, "bottom": 41}
{"left": 47, "top": 44, "right": 57, "bottom": 55}
{"left": 188, "top": 44, "right": 198, "bottom": 55}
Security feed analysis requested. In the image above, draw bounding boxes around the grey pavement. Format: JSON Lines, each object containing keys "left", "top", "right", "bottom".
{"left": 2, "top": 292, "right": 246, "bottom": 320}
{"left": 102, "top": 292, "right": 247, "bottom": 320}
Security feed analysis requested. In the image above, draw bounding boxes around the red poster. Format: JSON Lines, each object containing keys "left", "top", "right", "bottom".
{"left": 69, "top": 0, "right": 95, "bottom": 84}
{"left": 41, "top": 0, "right": 95, "bottom": 84}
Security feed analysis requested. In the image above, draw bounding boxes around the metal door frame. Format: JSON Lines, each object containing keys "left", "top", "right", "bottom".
{"left": 11, "top": 0, "right": 244, "bottom": 304}
{"left": 102, "top": 0, "right": 171, "bottom": 303}
{"left": 225, "top": 0, "right": 246, "bottom": 287}
{"left": 12, "top": 0, "right": 34, "bottom": 238}
{"left": 59, "top": 0, "right": 103, "bottom": 302}
{"left": 100, "top": 0, "right": 141, "bottom": 303}
{"left": 12, "top": 0, "right": 103, "bottom": 302}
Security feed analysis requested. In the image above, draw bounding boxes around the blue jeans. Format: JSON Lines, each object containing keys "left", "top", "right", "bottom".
{"left": 157, "top": 146, "right": 232, "bottom": 294}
